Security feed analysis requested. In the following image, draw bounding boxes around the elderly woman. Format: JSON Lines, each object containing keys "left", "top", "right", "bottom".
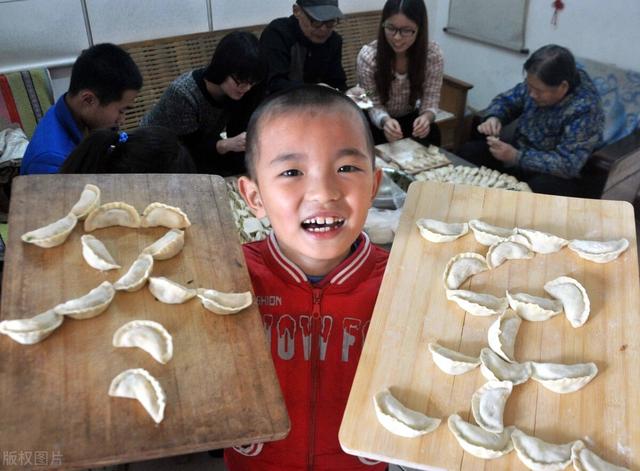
{"left": 458, "top": 44, "right": 604, "bottom": 197}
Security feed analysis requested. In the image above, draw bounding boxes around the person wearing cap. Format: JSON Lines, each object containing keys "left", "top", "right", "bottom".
{"left": 260, "top": 0, "right": 347, "bottom": 94}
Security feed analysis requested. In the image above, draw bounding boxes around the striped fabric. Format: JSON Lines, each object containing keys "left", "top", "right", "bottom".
{"left": 0, "top": 69, "right": 54, "bottom": 139}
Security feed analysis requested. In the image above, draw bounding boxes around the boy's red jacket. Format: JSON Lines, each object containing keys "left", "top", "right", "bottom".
{"left": 225, "top": 232, "right": 389, "bottom": 471}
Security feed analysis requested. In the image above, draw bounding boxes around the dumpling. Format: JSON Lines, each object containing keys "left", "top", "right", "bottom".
{"left": 506, "top": 291, "right": 563, "bottom": 322}
{"left": 416, "top": 218, "right": 469, "bottom": 243}
{"left": 515, "top": 227, "right": 568, "bottom": 254}
{"left": 54, "top": 281, "right": 116, "bottom": 320}
{"left": 530, "top": 361, "right": 598, "bottom": 394}
{"left": 480, "top": 348, "right": 532, "bottom": 385}
{"left": 84, "top": 202, "right": 141, "bottom": 232}
{"left": 471, "top": 380, "right": 513, "bottom": 433}
{"left": 21, "top": 212, "right": 78, "bottom": 248}
{"left": 446, "top": 289, "right": 507, "bottom": 316}
{"left": 373, "top": 388, "right": 441, "bottom": 438}
{"left": 114, "top": 253, "right": 154, "bottom": 292}
{"left": 511, "top": 428, "right": 580, "bottom": 471}
{"left": 81, "top": 235, "right": 120, "bottom": 271}
{"left": 113, "top": 320, "right": 173, "bottom": 364}
{"left": 142, "top": 229, "right": 185, "bottom": 260}
{"left": 428, "top": 342, "right": 480, "bottom": 375}
{"left": 571, "top": 441, "right": 630, "bottom": 471}
{"left": 443, "top": 253, "right": 489, "bottom": 290}
{"left": 544, "top": 276, "right": 590, "bottom": 328}
{"left": 568, "top": 238, "right": 629, "bottom": 263}
{"left": 140, "top": 202, "right": 191, "bottom": 229}
{"left": 108, "top": 368, "right": 166, "bottom": 424}
{"left": 197, "top": 288, "right": 252, "bottom": 315}
{"left": 468, "top": 219, "right": 514, "bottom": 246}
{"left": 486, "top": 235, "right": 534, "bottom": 269}
{"left": 487, "top": 310, "right": 522, "bottom": 362}
{"left": 70, "top": 183, "right": 100, "bottom": 220}
{"left": 448, "top": 414, "right": 515, "bottom": 459}
{"left": 0, "top": 309, "right": 63, "bottom": 344}
{"left": 148, "top": 277, "right": 197, "bottom": 304}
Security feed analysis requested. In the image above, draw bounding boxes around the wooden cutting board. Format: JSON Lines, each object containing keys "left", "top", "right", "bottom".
{"left": 340, "top": 181, "right": 639, "bottom": 470}
{"left": 0, "top": 174, "right": 289, "bottom": 469}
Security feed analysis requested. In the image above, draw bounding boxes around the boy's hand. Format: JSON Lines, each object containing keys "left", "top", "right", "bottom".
{"left": 412, "top": 113, "right": 433, "bottom": 139}
{"left": 382, "top": 117, "right": 403, "bottom": 142}
{"left": 478, "top": 117, "right": 502, "bottom": 136}
{"left": 217, "top": 132, "right": 246, "bottom": 154}
{"left": 487, "top": 136, "right": 518, "bottom": 164}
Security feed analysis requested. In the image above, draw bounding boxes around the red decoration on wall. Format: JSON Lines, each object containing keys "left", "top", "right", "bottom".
{"left": 551, "top": 0, "right": 565, "bottom": 26}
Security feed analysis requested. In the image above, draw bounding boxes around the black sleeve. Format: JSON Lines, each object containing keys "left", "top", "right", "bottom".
{"left": 260, "top": 22, "right": 303, "bottom": 94}
{"left": 325, "top": 34, "right": 347, "bottom": 91}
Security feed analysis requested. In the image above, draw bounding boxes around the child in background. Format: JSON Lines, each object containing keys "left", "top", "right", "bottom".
{"left": 226, "top": 85, "right": 387, "bottom": 470}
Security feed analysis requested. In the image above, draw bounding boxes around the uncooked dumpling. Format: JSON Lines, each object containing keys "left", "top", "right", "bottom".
{"left": 54, "top": 281, "right": 116, "bottom": 320}
{"left": 140, "top": 202, "right": 191, "bottom": 229}
{"left": 373, "top": 388, "right": 441, "bottom": 438}
{"left": 416, "top": 218, "right": 469, "bottom": 243}
{"left": 471, "top": 380, "right": 513, "bottom": 433}
{"left": 0, "top": 309, "right": 63, "bottom": 345}
{"left": 21, "top": 212, "right": 78, "bottom": 248}
{"left": 506, "top": 291, "right": 563, "bottom": 322}
{"left": 80, "top": 235, "right": 120, "bottom": 271}
{"left": 197, "top": 288, "right": 252, "bottom": 315}
{"left": 114, "top": 253, "right": 154, "bottom": 292}
{"left": 486, "top": 235, "right": 534, "bottom": 268}
{"left": 515, "top": 227, "right": 568, "bottom": 254}
{"left": 487, "top": 310, "right": 521, "bottom": 362}
{"left": 568, "top": 238, "right": 629, "bottom": 264}
{"left": 70, "top": 183, "right": 100, "bottom": 220}
{"left": 530, "top": 361, "right": 598, "bottom": 394}
{"left": 571, "top": 441, "right": 630, "bottom": 471}
{"left": 446, "top": 289, "right": 507, "bottom": 316}
{"left": 480, "top": 348, "right": 532, "bottom": 385}
{"left": 447, "top": 414, "right": 515, "bottom": 459}
{"left": 544, "top": 276, "right": 590, "bottom": 328}
{"left": 468, "top": 219, "right": 514, "bottom": 246}
{"left": 428, "top": 342, "right": 480, "bottom": 375}
{"left": 443, "top": 252, "right": 489, "bottom": 290}
{"left": 142, "top": 229, "right": 185, "bottom": 260}
{"left": 113, "top": 320, "right": 173, "bottom": 364}
{"left": 84, "top": 202, "right": 141, "bottom": 232}
{"left": 108, "top": 368, "right": 166, "bottom": 424}
{"left": 148, "top": 277, "right": 197, "bottom": 304}
{"left": 511, "top": 428, "right": 580, "bottom": 471}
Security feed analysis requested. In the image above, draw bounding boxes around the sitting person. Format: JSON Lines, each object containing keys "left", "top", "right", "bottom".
{"left": 458, "top": 44, "right": 605, "bottom": 197}
{"left": 225, "top": 85, "right": 387, "bottom": 470}
{"left": 260, "top": 0, "right": 347, "bottom": 94}
{"left": 140, "top": 31, "right": 267, "bottom": 176}
{"left": 357, "top": 0, "right": 443, "bottom": 146}
{"left": 20, "top": 43, "right": 142, "bottom": 175}
{"left": 60, "top": 126, "right": 196, "bottom": 174}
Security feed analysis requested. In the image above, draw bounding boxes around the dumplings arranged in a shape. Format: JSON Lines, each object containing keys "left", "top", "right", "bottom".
{"left": 140, "top": 202, "right": 191, "bottom": 229}
{"left": 0, "top": 309, "right": 63, "bottom": 344}
{"left": 486, "top": 235, "right": 534, "bottom": 269}
{"left": 70, "top": 183, "right": 101, "bottom": 220}
{"left": 515, "top": 227, "right": 568, "bottom": 254}
{"left": 568, "top": 238, "right": 629, "bottom": 264}
{"left": 373, "top": 388, "right": 441, "bottom": 438}
{"left": 447, "top": 414, "right": 515, "bottom": 459}
{"left": 468, "top": 219, "right": 514, "bottom": 246}
{"left": 21, "top": 212, "right": 78, "bottom": 248}
{"left": 142, "top": 229, "right": 185, "bottom": 260}
{"left": 571, "top": 441, "right": 630, "bottom": 471}
{"left": 446, "top": 289, "right": 508, "bottom": 317}
{"left": 511, "top": 428, "right": 580, "bottom": 471}
{"left": 113, "top": 320, "right": 173, "bottom": 364}
{"left": 480, "top": 348, "right": 532, "bottom": 385}
{"left": 416, "top": 218, "right": 469, "bottom": 243}
{"left": 114, "top": 253, "right": 154, "bottom": 292}
{"left": 544, "top": 276, "right": 591, "bottom": 328}
{"left": 81, "top": 235, "right": 120, "bottom": 271}
{"left": 487, "top": 310, "right": 522, "bottom": 362}
{"left": 148, "top": 277, "right": 197, "bottom": 304}
{"left": 84, "top": 202, "right": 141, "bottom": 232}
{"left": 471, "top": 380, "right": 513, "bottom": 433}
{"left": 197, "top": 288, "right": 252, "bottom": 315}
{"left": 54, "top": 281, "right": 116, "bottom": 320}
{"left": 428, "top": 342, "right": 480, "bottom": 375}
{"left": 108, "top": 368, "right": 166, "bottom": 424}
{"left": 530, "top": 361, "right": 598, "bottom": 394}
{"left": 443, "top": 252, "right": 489, "bottom": 290}
{"left": 506, "top": 291, "right": 563, "bottom": 322}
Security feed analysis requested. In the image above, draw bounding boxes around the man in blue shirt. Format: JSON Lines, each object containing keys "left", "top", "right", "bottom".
{"left": 20, "top": 43, "right": 142, "bottom": 175}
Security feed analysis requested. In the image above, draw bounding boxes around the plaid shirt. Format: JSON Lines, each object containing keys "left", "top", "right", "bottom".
{"left": 357, "top": 40, "right": 443, "bottom": 128}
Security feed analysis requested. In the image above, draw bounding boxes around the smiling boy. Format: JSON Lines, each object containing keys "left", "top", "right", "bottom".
{"left": 225, "top": 85, "right": 388, "bottom": 470}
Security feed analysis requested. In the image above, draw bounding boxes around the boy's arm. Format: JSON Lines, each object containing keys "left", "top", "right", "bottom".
{"left": 20, "top": 151, "right": 67, "bottom": 175}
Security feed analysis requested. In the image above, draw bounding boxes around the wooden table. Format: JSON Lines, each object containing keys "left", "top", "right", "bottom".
{"left": 340, "top": 181, "right": 639, "bottom": 470}
{"left": 0, "top": 174, "right": 289, "bottom": 469}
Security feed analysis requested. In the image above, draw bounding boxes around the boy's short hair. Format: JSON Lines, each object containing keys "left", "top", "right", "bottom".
{"left": 245, "top": 84, "right": 375, "bottom": 179}
{"left": 68, "top": 43, "right": 143, "bottom": 105}
{"left": 203, "top": 31, "right": 267, "bottom": 85}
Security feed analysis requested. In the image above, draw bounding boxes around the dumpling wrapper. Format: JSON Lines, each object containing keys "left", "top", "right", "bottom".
{"left": 448, "top": 414, "right": 515, "bottom": 459}
{"left": 21, "top": 212, "right": 78, "bottom": 248}
{"left": 416, "top": 218, "right": 469, "bottom": 243}
{"left": 571, "top": 441, "right": 630, "bottom": 471}
{"left": 197, "top": 288, "right": 252, "bottom": 315}
{"left": 486, "top": 235, "right": 534, "bottom": 269}
{"left": 515, "top": 227, "right": 568, "bottom": 254}
{"left": 84, "top": 202, "right": 141, "bottom": 232}
{"left": 471, "top": 380, "right": 513, "bottom": 433}
{"left": 446, "top": 289, "right": 508, "bottom": 317}
{"left": 0, "top": 309, "right": 63, "bottom": 345}
{"left": 511, "top": 428, "right": 581, "bottom": 471}
{"left": 54, "top": 281, "right": 116, "bottom": 320}
{"left": 373, "top": 388, "right": 441, "bottom": 438}
{"left": 114, "top": 253, "right": 154, "bottom": 292}
{"left": 488, "top": 310, "right": 522, "bottom": 362}
{"left": 113, "top": 320, "right": 173, "bottom": 364}
{"left": 443, "top": 252, "right": 489, "bottom": 290}
{"left": 428, "top": 342, "right": 480, "bottom": 375}
{"left": 568, "top": 238, "right": 629, "bottom": 264}
{"left": 70, "top": 183, "right": 100, "bottom": 220}
{"left": 468, "top": 219, "right": 514, "bottom": 246}
{"left": 108, "top": 368, "right": 166, "bottom": 424}
{"left": 544, "top": 276, "right": 590, "bottom": 328}
{"left": 142, "top": 229, "right": 185, "bottom": 260}
{"left": 531, "top": 361, "right": 598, "bottom": 394}
{"left": 81, "top": 234, "right": 120, "bottom": 271}
{"left": 506, "top": 291, "right": 563, "bottom": 322}
{"left": 140, "top": 202, "right": 191, "bottom": 229}
{"left": 480, "top": 348, "right": 532, "bottom": 385}
{"left": 148, "top": 277, "right": 197, "bottom": 304}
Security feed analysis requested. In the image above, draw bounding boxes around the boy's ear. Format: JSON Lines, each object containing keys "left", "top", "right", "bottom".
{"left": 78, "top": 90, "right": 99, "bottom": 108}
{"left": 238, "top": 176, "right": 266, "bottom": 218}
{"left": 370, "top": 167, "right": 383, "bottom": 202}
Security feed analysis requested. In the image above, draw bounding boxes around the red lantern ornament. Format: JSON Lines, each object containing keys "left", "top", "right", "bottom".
{"left": 551, "top": 0, "right": 565, "bottom": 26}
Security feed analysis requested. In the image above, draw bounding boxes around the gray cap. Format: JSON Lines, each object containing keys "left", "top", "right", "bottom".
{"left": 296, "top": 0, "right": 343, "bottom": 21}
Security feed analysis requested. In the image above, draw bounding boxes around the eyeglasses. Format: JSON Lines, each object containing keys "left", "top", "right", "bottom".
{"left": 301, "top": 8, "right": 340, "bottom": 29}
{"left": 383, "top": 23, "right": 417, "bottom": 38}
{"left": 230, "top": 75, "right": 255, "bottom": 91}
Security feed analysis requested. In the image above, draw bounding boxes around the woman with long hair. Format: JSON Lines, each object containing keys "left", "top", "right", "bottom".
{"left": 357, "top": 0, "right": 443, "bottom": 145}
